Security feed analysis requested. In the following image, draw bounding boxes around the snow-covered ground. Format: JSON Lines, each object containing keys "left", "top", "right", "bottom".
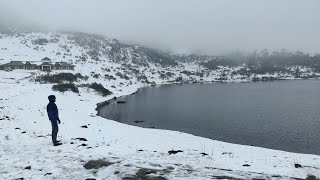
{"left": 0, "top": 70, "right": 319, "bottom": 180}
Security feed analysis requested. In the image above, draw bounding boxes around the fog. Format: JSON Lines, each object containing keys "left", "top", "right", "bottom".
{"left": 0, "top": 0, "right": 319, "bottom": 54}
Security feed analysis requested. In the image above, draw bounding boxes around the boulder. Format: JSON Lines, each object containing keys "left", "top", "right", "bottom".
{"left": 83, "top": 159, "right": 114, "bottom": 169}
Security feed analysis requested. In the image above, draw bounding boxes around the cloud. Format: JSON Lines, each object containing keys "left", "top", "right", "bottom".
{"left": 1, "top": 0, "right": 319, "bottom": 54}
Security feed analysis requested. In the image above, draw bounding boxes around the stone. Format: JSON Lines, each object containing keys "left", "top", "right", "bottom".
{"left": 83, "top": 159, "right": 114, "bottom": 169}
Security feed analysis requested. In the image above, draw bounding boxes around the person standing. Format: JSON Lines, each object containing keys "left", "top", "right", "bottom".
{"left": 46, "top": 95, "right": 62, "bottom": 146}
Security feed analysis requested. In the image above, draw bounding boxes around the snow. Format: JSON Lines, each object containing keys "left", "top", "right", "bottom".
{"left": 0, "top": 32, "right": 319, "bottom": 179}
{"left": 0, "top": 70, "right": 320, "bottom": 180}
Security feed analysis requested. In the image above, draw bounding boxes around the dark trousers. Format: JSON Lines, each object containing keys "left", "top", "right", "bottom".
{"left": 50, "top": 120, "right": 59, "bottom": 144}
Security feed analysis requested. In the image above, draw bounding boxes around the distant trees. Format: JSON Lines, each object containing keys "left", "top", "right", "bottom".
{"left": 52, "top": 83, "right": 79, "bottom": 93}
{"left": 200, "top": 57, "right": 239, "bottom": 70}
{"left": 242, "top": 49, "right": 320, "bottom": 74}
{"left": 32, "top": 38, "right": 49, "bottom": 45}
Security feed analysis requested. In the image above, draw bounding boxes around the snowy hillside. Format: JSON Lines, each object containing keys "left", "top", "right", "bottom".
{"left": 0, "top": 31, "right": 320, "bottom": 179}
{"left": 2, "top": 31, "right": 319, "bottom": 87}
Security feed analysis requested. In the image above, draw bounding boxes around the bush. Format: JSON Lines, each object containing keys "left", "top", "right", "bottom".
{"left": 181, "top": 70, "right": 193, "bottom": 76}
{"left": 88, "top": 83, "right": 112, "bottom": 96}
{"left": 52, "top": 83, "right": 79, "bottom": 93}
{"left": 38, "top": 73, "right": 88, "bottom": 83}
{"left": 306, "top": 175, "right": 319, "bottom": 180}
{"left": 32, "top": 38, "right": 49, "bottom": 45}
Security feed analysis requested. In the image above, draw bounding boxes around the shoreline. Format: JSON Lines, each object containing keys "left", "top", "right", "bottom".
{"left": 96, "top": 78, "right": 320, "bottom": 156}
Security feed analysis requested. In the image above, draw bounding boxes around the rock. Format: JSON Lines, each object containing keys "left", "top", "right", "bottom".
{"left": 85, "top": 178, "right": 96, "bottom": 180}
{"left": 81, "top": 125, "right": 88, "bottom": 128}
{"left": 24, "top": 166, "right": 31, "bottom": 170}
{"left": 123, "top": 168, "right": 167, "bottom": 180}
{"left": 122, "top": 177, "right": 136, "bottom": 180}
{"left": 83, "top": 159, "right": 114, "bottom": 169}
{"left": 44, "top": 173, "right": 52, "bottom": 176}
{"left": 75, "top": 137, "right": 88, "bottom": 141}
{"left": 306, "top": 175, "right": 318, "bottom": 180}
{"left": 242, "top": 164, "right": 251, "bottom": 167}
{"left": 149, "top": 177, "right": 167, "bottom": 180}
{"left": 200, "top": 152, "right": 208, "bottom": 156}
{"left": 117, "top": 101, "right": 126, "bottom": 104}
{"left": 167, "top": 167, "right": 174, "bottom": 170}
{"left": 21, "top": 131, "right": 26, "bottom": 134}
{"left": 294, "top": 163, "right": 302, "bottom": 168}
{"left": 212, "top": 176, "right": 237, "bottom": 179}
{"left": 136, "top": 168, "right": 157, "bottom": 177}
{"left": 168, "top": 150, "right": 183, "bottom": 155}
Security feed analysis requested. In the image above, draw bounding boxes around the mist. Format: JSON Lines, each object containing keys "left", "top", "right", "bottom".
{"left": 0, "top": 0, "right": 319, "bottom": 55}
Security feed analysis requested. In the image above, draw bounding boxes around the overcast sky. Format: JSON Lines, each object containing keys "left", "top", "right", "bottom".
{"left": 0, "top": 0, "right": 319, "bottom": 54}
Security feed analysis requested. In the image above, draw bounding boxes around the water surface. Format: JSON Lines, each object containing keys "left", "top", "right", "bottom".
{"left": 99, "top": 80, "right": 320, "bottom": 155}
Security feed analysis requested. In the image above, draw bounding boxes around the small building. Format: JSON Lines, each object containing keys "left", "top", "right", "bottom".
{"left": 0, "top": 59, "right": 75, "bottom": 71}
{"left": 25, "top": 62, "right": 38, "bottom": 70}
{"left": 0, "top": 61, "right": 25, "bottom": 71}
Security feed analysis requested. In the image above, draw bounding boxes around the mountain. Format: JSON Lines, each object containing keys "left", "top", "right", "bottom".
{"left": 2, "top": 30, "right": 319, "bottom": 86}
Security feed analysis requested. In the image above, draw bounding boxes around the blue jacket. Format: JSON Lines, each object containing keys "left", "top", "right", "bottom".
{"left": 47, "top": 102, "right": 60, "bottom": 121}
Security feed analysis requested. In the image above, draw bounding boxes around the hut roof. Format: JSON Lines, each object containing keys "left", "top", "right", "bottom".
{"left": 42, "top": 57, "right": 51, "bottom": 61}
{"left": 0, "top": 61, "right": 25, "bottom": 66}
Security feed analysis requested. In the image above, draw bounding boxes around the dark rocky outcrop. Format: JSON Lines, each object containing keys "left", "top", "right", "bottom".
{"left": 83, "top": 159, "right": 114, "bottom": 169}
{"left": 168, "top": 150, "right": 183, "bottom": 155}
{"left": 294, "top": 163, "right": 302, "bottom": 168}
{"left": 122, "top": 168, "right": 166, "bottom": 180}
{"left": 24, "top": 166, "right": 31, "bottom": 170}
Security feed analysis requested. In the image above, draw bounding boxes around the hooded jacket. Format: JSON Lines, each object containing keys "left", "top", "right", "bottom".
{"left": 47, "top": 101, "right": 59, "bottom": 121}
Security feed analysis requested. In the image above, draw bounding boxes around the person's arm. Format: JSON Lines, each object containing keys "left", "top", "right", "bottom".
{"left": 54, "top": 104, "right": 61, "bottom": 124}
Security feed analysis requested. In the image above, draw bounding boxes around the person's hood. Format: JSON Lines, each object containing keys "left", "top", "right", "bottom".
{"left": 48, "top": 95, "right": 56, "bottom": 102}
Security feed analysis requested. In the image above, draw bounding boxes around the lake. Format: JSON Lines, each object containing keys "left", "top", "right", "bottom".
{"left": 98, "top": 80, "right": 320, "bottom": 155}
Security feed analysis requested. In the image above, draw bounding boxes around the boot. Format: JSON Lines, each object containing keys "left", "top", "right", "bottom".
{"left": 53, "top": 142, "right": 62, "bottom": 146}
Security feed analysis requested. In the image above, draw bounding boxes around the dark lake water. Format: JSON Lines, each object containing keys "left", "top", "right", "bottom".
{"left": 98, "top": 80, "right": 320, "bottom": 155}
